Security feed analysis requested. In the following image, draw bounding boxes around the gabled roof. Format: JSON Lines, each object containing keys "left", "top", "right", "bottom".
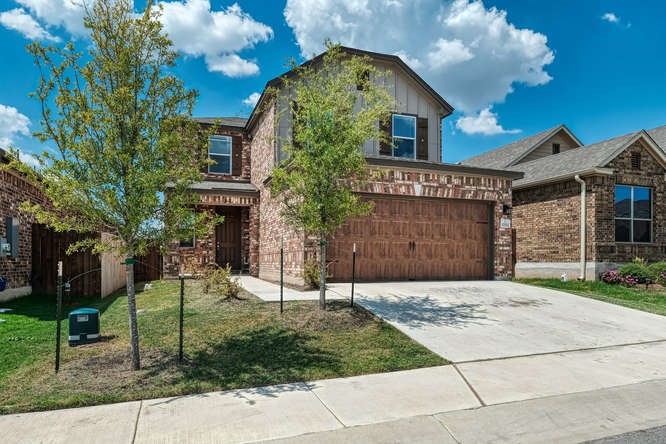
{"left": 461, "top": 124, "right": 583, "bottom": 170}
{"left": 509, "top": 129, "right": 666, "bottom": 189}
{"left": 245, "top": 46, "right": 455, "bottom": 131}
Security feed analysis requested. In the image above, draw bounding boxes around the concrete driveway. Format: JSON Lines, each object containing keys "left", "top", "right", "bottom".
{"left": 328, "top": 280, "right": 666, "bottom": 363}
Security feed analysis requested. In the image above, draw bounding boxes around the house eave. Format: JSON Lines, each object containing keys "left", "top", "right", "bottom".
{"left": 513, "top": 168, "right": 614, "bottom": 190}
{"left": 365, "top": 156, "right": 524, "bottom": 179}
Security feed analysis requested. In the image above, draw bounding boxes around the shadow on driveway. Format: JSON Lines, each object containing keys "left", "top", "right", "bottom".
{"left": 359, "top": 293, "right": 492, "bottom": 329}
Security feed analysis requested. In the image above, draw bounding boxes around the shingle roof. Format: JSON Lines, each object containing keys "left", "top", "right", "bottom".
{"left": 647, "top": 124, "right": 666, "bottom": 149}
{"left": 460, "top": 125, "right": 570, "bottom": 169}
{"left": 508, "top": 131, "right": 640, "bottom": 188}
{"left": 192, "top": 117, "right": 247, "bottom": 128}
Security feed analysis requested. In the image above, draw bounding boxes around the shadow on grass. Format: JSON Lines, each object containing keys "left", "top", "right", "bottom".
{"left": 1, "top": 290, "right": 126, "bottom": 322}
{"left": 173, "top": 325, "right": 340, "bottom": 392}
{"left": 359, "top": 294, "right": 491, "bottom": 329}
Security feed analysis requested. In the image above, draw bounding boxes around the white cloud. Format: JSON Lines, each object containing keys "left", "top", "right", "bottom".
{"left": 284, "top": 0, "right": 554, "bottom": 115}
{"left": 18, "top": 151, "right": 40, "bottom": 168}
{"left": 14, "top": 0, "right": 88, "bottom": 36}
{"left": 0, "top": 104, "right": 31, "bottom": 149}
{"left": 427, "top": 38, "right": 474, "bottom": 69}
{"left": 243, "top": 92, "right": 261, "bottom": 107}
{"left": 602, "top": 13, "right": 619, "bottom": 23}
{"left": 158, "top": 1, "right": 273, "bottom": 76}
{"left": 455, "top": 107, "right": 521, "bottom": 136}
{"left": 6, "top": 1, "right": 273, "bottom": 77}
{"left": 0, "top": 8, "right": 60, "bottom": 41}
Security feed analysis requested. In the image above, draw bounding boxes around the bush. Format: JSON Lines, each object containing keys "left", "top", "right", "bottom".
{"left": 600, "top": 270, "right": 623, "bottom": 285}
{"left": 200, "top": 264, "right": 243, "bottom": 300}
{"left": 648, "top": 262, "right": 666, "bottom": 284}
{"left": 302, "top": 258, "right": 334, "bottom": 289}
{"left": 618, "top": 262, "right": 652, "bottom": 285}
{"left": 303, "top": 258, "right": 321, "bottom": 289}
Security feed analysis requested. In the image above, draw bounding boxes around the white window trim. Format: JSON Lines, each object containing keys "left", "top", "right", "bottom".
{"left": 209, "top": 135, "right": 232, "bottom": 175}
{"left": 615, "top": 185, "right": 653, "bottom": 243}
{"left": 392, "top": 114, "right": 417, "bottom": 159}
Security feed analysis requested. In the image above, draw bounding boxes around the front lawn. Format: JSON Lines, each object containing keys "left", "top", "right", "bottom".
{"left": 516, "top": 278, "right": 666, "bottom": 316}
{"left": 0, "top": 281, "right": 445, "bottom": 414}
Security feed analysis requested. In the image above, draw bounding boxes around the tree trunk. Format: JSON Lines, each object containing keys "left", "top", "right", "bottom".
{"left": 126, "top": 256, "right": 141, "bottom": 370}
{"left": 319, "top": 237, "right": 326, "bottom": 309}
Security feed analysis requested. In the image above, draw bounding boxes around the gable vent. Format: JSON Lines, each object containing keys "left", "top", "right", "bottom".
{"left": 631, "top": 152, "right": 641, "bottom": 170}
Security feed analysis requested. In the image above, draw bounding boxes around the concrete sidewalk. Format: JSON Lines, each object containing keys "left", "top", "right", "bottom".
{"left": 3, "top": 367, "right": 666, "bottom": 443}
{"left": 238, "top": 275, "right": 346, "bottom": 302}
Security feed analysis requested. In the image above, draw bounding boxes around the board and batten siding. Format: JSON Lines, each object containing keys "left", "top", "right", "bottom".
{"left": 362, "top": 63, "right": 443, "bottom": 162}
{"left": 274, "top": 60, "right": 445, "bottom": 164}
{"left": 517, "top": 131, "right": 582, "bottom": 164}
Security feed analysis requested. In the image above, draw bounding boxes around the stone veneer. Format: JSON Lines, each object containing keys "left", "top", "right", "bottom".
{"left": 513, "top": 139, "right": 666, "bottom": 279}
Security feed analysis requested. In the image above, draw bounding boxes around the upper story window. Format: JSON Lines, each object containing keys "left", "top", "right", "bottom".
{"left": 552, "top": 143, "right": 560, "bottom": 154}
{"left": 392, "top": 114, "right": 416, "bottom": 159}
{"left": 209, "top": 135, "right": 232, "bottom": 175}
{"left": 615, "top": 185, "right": 652, "bottom": 243}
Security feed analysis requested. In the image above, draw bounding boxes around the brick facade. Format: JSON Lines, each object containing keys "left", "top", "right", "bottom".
{"left": 513, "top": 139, "right": 666, "bottom": 278}
{"left": 0, "top": 168, "right": 50, "bottom": 297}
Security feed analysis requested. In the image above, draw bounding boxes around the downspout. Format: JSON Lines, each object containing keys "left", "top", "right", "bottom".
{"left": 574, "top": 175, "right": 586, "bottom": 280}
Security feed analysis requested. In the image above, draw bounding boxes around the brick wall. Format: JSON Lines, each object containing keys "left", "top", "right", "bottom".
{"left": 250, "top": 103, "right": 308, "bottom": 286}
{"left": 0, "top": 168, "right": 50, "bottom": 295}
{"left": 595, "top": 140, "right": 666, "bottom": 262}
{"left": 513, "top": 179, "right": 596, "bottom": 263}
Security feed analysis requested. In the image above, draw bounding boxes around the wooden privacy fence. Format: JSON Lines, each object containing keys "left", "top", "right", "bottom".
{"left": 31, "top": 224, "right": 163, "bottom": 297}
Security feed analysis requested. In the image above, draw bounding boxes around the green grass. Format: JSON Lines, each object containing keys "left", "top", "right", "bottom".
{"left": 0, "top": 281, "right": 445, "bottom": 413}
{"left": 516, "top": 278, "right": 666, "bottom": 316}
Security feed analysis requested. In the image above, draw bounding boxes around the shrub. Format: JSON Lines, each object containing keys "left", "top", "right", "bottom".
{"left": 600, "top": 270, "right": 623, "bottom": 284}
{"left": 302, "top": 258, "right": 334, "bottom": 289}
{"left": 303, "top": 258, "right": 321, "bottom": 289}
{"left": 618, "top": 262, "right": 652, "bottom": 284}
{"left": 648, "top": 262, "right": 666, "bottom": 284}
{"left": 200, "top": 264, "right": 243, "bottom": 300}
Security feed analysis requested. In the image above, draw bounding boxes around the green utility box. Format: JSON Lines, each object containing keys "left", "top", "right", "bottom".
{"left": 68, "top": 308, "right": 100, "bottom": 346}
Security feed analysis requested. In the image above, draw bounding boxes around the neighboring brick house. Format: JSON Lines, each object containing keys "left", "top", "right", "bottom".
{"left": 462, "top": 124, "right": 666, "bottom": 279}
{"left": 0, "top": 148, "right": 51, "bottom": 299}
{"left": 165, "top": 47, "right": 521, "bottom": 286}
{"left": 0, "top": 149, "right": 128, "bottom": 301}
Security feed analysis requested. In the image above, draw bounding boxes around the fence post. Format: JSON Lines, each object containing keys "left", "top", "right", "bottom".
{"left": 280, "top": 237, "right": 284, "bottom": 314}
{"left": 351, "top": 243, "right": 356, "bottom": 307}
{"left": 55, "top": 261, "right": 63, "bottom": 374}
{"left": 179, "top": 275, "right": 184, "bottom": 363}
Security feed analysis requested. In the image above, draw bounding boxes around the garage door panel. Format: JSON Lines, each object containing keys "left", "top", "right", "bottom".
{"left": 328, "top": 196, "right": 491, "bottom": 281}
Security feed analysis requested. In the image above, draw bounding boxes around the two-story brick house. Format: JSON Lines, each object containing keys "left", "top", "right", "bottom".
{"left": 165, "top": 47, "right": 521, "bottom": 286}
{"left": 462, "top": 124, "right": 666, "bottom": 279}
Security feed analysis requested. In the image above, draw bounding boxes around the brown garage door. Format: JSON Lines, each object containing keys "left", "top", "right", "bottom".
{"left": 328, "top": 196, "right": 492, "bottom": 281}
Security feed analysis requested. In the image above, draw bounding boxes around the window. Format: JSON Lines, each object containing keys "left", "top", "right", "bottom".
{"left": 209, "top": 135, "right": 232, "bottom": 174}
{"left": 392, "top": 114, "right": 416, "bottom": 159}
{"left": 552, "top": 143, "right": 560, "bottom": 154}
{"left": 615, "top": 185, "right": 652, "bottom": 243}
{"left": 179, "top": 211, "right": 195, "bottom": 248}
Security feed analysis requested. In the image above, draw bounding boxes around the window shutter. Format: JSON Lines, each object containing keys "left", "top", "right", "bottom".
{"left": 379, "top": 115, "right": 393, "bottom": 156}
{"left": 417, "top": 117, "right": 428, "bottom": 160}
{"left": 231, "top": 135, "right": 242, "bottom": 176}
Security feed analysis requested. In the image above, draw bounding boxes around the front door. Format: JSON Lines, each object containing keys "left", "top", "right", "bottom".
{"left": 215, "top": 207, "right": 242, "bottom": 270}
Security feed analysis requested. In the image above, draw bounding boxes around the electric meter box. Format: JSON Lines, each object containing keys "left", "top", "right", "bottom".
{"left": 68, "top": 308, "right": 100, "bottom": 346}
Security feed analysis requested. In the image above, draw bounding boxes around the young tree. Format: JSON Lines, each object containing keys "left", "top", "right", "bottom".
{"left": 19, "top": 0, "right": 211, "bottom": 370}
{"left": 270, "top": 44, "right": 394, "bottom": 308}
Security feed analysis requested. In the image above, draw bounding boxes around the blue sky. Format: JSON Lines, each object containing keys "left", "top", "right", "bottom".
{"left": 1, "top": 0, "right": 664, "bottom": 166}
